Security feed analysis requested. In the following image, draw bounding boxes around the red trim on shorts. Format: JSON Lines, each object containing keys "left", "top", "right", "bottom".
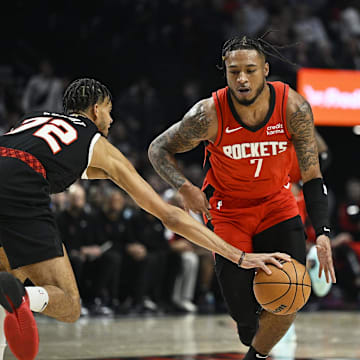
{"left": 0, "top": 146, "right": 46, "bottom": 179}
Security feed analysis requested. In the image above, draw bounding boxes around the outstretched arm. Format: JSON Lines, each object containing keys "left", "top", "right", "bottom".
{"left": 148, "top": 98, "right": 217, "bottom": 218}
{"left": 84, "top": 136, "right": 291, "bottom": 273}
{"left": 287, "top": 88, "right": 336, "bottom": 283}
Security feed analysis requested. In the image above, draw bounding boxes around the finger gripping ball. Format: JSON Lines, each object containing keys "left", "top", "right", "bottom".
{"left": 253, "top": 259, "right": 311, "bottom": 315}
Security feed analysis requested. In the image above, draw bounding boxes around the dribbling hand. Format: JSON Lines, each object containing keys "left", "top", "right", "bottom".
{"left": 316, "top": 234, "right": 336, "bottom": 283}
{"left": 239, "top": 252, "right": 292, "bottom": 275}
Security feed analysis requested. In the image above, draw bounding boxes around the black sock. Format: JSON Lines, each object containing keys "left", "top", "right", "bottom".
{"left": 243, "top": 345, "right": 268, "bottom": 360}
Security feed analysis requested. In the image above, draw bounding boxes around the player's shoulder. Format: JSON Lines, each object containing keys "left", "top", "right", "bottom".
{"left": 286, "top": 87, "right": 309, "bottom": 112}
{"left": 22, "top": 111, "right": 96, "bottom": 130}
{"left": 187, "top": 96, "right": 217, "bottom": 122}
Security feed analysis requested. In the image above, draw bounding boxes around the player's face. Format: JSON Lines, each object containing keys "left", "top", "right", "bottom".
{"left": 95, "top": 97, "right": 113, "bottom": 136}
{"left": 225, "top": 49, "right": 269, "bottom": 106}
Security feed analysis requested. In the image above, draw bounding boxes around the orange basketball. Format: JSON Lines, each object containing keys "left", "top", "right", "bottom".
{"left": 253, "top": 259, "right": 311, "bottom": 315}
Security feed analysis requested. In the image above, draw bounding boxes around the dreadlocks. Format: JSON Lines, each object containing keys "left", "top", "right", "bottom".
{"left": 63, "top": 78, "right": 112, "bottom": 114}
{"left": 219, "top": 31, "right": 296, "bottom": 73}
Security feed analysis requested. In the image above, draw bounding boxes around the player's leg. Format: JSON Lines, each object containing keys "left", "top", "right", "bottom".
{"left": 0, "top": 246, "right": 81, "bottom": 322}
{"left": 243, "top": 216, "right": 306, "bottom": 359}
{"left": 0, "top": 215, "right": 80, "bottom": 360}
{"left": 0, "top": 215, "right": 81, "bottom": 322}
{"left": 0, "top": 245, "right": 80, "bottom": 360}
{"left": 214, "top": 254, "right": 260, "bottom": 346}
{"left": 206, "top": 208, "right": 259, "bottom": 344}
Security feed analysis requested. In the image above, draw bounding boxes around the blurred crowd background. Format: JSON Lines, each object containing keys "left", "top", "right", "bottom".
{"left": 1, "top": 0, "right": 360, "bottom": 316}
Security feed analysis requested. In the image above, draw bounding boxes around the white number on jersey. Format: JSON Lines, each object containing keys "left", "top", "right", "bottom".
{"left": 6, "top": 117, "right": 78, "bottom": 154}
{"left": 250, "top": 158, "right": 263, "bottom": 178}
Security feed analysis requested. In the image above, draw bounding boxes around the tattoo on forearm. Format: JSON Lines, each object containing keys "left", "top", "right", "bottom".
{"left": 149, "top": 102, "right": 211, "bottom": 189}
{"left": 288, "top": 100, "right": 318, "bottom": 173}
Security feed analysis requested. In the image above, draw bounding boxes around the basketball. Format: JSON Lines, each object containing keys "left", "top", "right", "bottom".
{"left": 253, "top": 259, "right": 311, "bottom": 315}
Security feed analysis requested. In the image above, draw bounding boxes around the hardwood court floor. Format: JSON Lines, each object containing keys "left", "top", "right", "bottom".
{"left": 4, "top": 312, "right": 360, "bottom": 360}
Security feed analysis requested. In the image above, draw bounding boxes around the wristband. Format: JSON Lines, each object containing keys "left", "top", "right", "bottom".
{"left": 302, "top": 178, "right": 331, "bottom": 237}
{"left": 237, "top": 251, "right": 246, "bottom": 267}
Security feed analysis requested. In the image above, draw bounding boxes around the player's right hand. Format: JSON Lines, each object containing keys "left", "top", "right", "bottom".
{"left": 178, "top": 182, "right": 212, "bottom": 220}
{"left": 240, "top": 252, "right": 292, "bottom": 275}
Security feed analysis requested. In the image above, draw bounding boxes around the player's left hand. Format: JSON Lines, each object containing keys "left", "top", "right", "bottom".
{"left": 316, "top": 234, "right": 336, "bottom": 284}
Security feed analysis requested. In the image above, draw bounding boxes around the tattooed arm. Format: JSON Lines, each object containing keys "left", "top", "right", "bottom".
{"left": 287, "top": 88, "right": 336, "bottom": 283}
{"left": 148, "top": 98, "right": 217, "bottom": 217}
{"left": 286, "top": 88, "right": 322, "bottom": 183}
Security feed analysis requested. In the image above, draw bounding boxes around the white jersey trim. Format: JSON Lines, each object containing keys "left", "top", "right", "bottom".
{"left": 81, "top": 133, "right": 101, "bottom": 179}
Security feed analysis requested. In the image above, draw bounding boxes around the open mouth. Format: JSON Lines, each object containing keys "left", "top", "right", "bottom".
{"left": 238, "top": 88, "right": 250, "bottom": 95}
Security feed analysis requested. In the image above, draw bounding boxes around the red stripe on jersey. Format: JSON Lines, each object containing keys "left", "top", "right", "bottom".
{"left": 203, "top": 81, "right": 293, "bottom": 199}
{"left": 0, "top": 146, "right": 46, "bottom": 179}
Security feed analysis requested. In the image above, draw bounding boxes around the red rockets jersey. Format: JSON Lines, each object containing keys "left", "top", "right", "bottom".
{"left": 203, "top": 81, "right": 294, "bottom": 199}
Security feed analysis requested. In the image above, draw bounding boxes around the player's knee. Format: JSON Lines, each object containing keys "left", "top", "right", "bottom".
{"left": 237, "top": 323, "right": 257, "bottom": 346}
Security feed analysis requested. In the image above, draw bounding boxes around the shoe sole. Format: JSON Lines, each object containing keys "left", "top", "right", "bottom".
{"left": 0, "top": 273, "right": 39, "bottom": 360}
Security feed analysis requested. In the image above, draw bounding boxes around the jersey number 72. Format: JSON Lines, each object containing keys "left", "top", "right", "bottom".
{"left": 7, "top": 117, "right": 78, "bottom": 154}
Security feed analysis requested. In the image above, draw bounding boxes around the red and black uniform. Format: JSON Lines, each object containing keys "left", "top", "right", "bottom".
{"left": 0, "top": 112, "right": 101, "bottom": 268}
{"left": 201, "top": 82, "right": 306, "bottom": 347}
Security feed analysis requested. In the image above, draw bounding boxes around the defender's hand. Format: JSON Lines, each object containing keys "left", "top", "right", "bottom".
{"left": 316, "top": 234, "right": 336, "bottom": 283}
{"left": 240, "top": 252, "right": 292, "bottom": 275}
{"left": 178, "top": 183, "right": 212, "bottom": 220}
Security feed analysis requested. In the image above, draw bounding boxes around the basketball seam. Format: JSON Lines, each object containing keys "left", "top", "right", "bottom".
{"left": 254, "top": 282, "right": 311, "bottom": 287}
{"left": 284, "top": 261, "right": 298, "bottom": 315}
{"left": 258, "top": 266, "right": 292, "bottom": 306}
{"left": 301, "top": 266, "right": 311, "bottom": 304}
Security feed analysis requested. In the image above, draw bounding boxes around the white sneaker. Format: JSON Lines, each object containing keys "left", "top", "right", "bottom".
{"left": 143, "top": 297, "right": 158, "bottom": 312}
{"left": 174, "top": 300, "right": 197, "bottom": 313}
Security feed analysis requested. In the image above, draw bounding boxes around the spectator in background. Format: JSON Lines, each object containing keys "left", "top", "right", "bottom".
{"left": 224, "top": 0, "right": 269, "bottom": 39}
{"left": 340, "top": 3, "right": 360, "bottom": 41}
{"left": 94, "top": 188, "right": 131, "bottom": 311}
{"left": 163, "top": 188, "right": 200, "bottom": 313}
{"left": 22, "top": 59, "right": 65, "bottom": 113}
{"left": 56, "top": 183, "right": 121, "bottom": 316}
{"left": 292, "top": 3, "right": 335, "bottom": 68}
{"left": 113, "top": 77, "right": 164, "bottom": 152}
{"left": 331, "top": 178, "right": 360, "bottom": 306}
{"left": 119, "top": 205, "right": 169, "bottom": 314}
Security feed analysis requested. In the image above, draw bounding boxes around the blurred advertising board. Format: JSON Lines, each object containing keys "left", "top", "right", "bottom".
{"left": 297, "top": 68, "right": 360, "bottom": 126}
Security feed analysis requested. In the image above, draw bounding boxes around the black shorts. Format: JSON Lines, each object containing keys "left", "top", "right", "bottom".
{"left": 0, "top": 157, "right": 63, "bottom": 269}
{"left": 213, "top": 216, "right": 306, "bottom": 343}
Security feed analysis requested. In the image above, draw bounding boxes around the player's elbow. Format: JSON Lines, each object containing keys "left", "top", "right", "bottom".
{"left": 148, "top": 140, "right": 158, "bottom": 164}
{"left": 148, "top": 138, "right": 169, "bottom": 166}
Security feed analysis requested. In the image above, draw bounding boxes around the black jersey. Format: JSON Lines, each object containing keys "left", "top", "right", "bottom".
{"left": 0, "top": 112, "right": 101, "bottom": 194}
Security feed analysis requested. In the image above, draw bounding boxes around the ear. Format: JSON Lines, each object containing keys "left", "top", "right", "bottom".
{"left": 93, "top": 103, "right": 99, "bottom": 118}
{"left": 264, "top": 62, "right": 269, "bottom": 77}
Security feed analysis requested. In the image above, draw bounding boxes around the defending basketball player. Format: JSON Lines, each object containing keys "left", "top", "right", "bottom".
{"left": 148, "top": 36, "right": 336, "bottom": 360}
{"left": 0, "top": 78, "right": 291, "bottom": 360}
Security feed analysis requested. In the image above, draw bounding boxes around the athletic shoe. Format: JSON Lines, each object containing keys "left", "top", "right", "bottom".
{"left": 0, "top": 273, "right": 39, "bottom": 360}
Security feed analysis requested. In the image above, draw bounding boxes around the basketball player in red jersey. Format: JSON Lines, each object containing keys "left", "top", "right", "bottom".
{"left": 148, "top": 36, "right": 336, "bottom": 360}
{"left": 0, "top": 78, "right": 290, "bottom": 360}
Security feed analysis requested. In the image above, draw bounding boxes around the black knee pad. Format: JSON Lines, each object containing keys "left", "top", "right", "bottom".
{"left": 237, "top": 323, "right": 257, "bottom": 346}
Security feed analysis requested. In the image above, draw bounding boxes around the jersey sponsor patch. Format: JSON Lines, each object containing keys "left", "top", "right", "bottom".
{"left": 266, "top": 123, "right": 284, "bottom": 136}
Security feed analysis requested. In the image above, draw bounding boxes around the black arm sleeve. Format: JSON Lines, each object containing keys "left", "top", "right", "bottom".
{"left": 302, "top": 178, "right": 331, "bottom": 237}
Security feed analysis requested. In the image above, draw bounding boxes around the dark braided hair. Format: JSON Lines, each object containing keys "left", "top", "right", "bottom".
{"left": 63, "top": 78, "right": 112, "bottom": 114}
{"left": 219, "top": 31, "right": 297, "bottom": 74}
